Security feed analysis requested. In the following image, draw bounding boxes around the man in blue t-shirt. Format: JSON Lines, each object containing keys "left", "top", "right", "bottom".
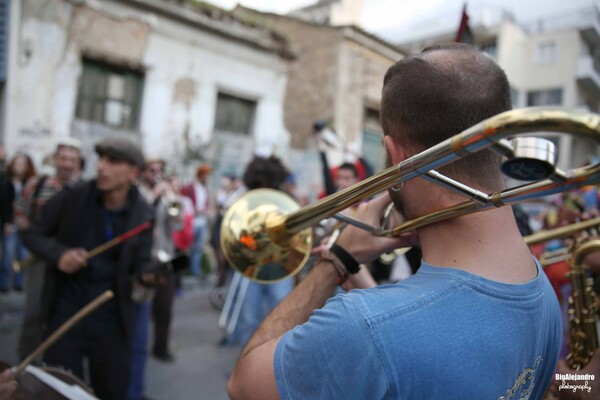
{"left": 227, "top": 43, "right": 562, "bottom": 400}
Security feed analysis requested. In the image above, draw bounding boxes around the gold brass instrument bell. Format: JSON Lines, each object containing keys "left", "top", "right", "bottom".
{"left": 221, "top": 189, "right": 311, "bottom": 283}
{"left": 221, "top": 107, "right": 600, "bottom": 283}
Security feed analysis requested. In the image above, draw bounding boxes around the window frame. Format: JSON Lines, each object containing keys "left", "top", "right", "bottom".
{"left": 213, "top": 91, "right": 257, "bottom": 136}
{"left": 75, "top": 58, "right": 144, "bottom": 130}
{"left": 526, "top": 88, "right": 563, "bottom": 106}
{"left": 534, "top": 40, "right": 557, "bottom": 65}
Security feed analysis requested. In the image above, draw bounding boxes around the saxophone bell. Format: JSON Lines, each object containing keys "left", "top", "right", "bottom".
{"left": 566, "top": 237, "right": 600, "bottom": 371}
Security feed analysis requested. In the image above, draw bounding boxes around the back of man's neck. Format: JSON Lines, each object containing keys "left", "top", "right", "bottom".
{"left": 418, "top": 208, "right": 536, "bottom": 284}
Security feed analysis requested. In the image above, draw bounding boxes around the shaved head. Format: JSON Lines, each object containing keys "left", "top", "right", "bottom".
{"left": 381, "top": 43, "right": 512, "bottom": 190}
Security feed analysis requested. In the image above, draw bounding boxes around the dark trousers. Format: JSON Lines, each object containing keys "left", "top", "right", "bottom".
{"left": 18, "top": 258, "right": 46, "bottom": 361}
{"left": 44, "top": 328, "right": 130, "bottom": 400}
{"left": 152, "top": 276, "right": 175, "bottom": 355}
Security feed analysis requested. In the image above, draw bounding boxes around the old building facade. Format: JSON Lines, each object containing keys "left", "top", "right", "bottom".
{"left": 400, "top": 5, "right": 600, "bottom": 171}
{"left": 2, "top": 0, "right": 293, "bottom": 179}
{"left": 235, "top": 4, "right": 404, "bottom": 192}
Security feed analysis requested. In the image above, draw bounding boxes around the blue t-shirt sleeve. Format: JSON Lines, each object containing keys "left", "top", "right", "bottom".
{"left": 273, "top": 293, "right": 389, "bottom": 400}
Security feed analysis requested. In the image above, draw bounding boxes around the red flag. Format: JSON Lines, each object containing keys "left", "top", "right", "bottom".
{"left": 455, "top": 4, "right": 474, "bottom": 44}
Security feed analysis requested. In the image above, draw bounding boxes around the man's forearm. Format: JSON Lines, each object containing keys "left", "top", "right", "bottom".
{"left": 229, "top": 192, "right": 406, "bottom": 400}
{"left": 240, "top": 261, "right": 339, "bottom": 358}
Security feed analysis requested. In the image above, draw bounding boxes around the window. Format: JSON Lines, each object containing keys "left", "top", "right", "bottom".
{"left": 214, "top": 92, "right": 256, "bottom": 135}
{"left": 363, "top": 106, "right": 381, "bottom": 133}
{"left": 76, "top": 59, "right": 144, "bottom": 130}
{"left": 526, "top": 88, "right": 563, "bottom": 106}
{"left": 361, "top": 130, "right": 384, "bottom": 173}
{"left": 534, "top": 40, "right": 557, "bottom": 65}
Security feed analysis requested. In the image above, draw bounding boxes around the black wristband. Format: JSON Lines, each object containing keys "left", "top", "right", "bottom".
{"left": 329, "top": 243, "right": 360, "bottom": 274}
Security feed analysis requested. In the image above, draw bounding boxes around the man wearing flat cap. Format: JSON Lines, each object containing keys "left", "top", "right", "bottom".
{"left": 22, "top": 136, "right": 154, "bottom": 399}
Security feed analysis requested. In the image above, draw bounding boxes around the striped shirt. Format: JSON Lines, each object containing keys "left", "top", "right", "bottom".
{"left": 13, "top": 175, "right": 67, "bottom": 230}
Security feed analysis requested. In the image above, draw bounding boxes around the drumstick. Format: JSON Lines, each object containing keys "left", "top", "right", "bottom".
{"left": 85, "top": 221, "right": 151, "bottom": 260}
{"left": 14, "top": 290, "right": 114, "bottom": 377}
{"left": 16, "top": 222, "right": 151, "bottom": 272}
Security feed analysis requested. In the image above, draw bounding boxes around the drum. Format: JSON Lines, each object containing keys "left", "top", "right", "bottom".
{"left": 0, "top": 361, "right": 97, "bottom": 400}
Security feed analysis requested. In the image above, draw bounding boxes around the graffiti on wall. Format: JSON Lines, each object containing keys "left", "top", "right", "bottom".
{"left": 15, "top": 124, "right": 54, "bottom": 169}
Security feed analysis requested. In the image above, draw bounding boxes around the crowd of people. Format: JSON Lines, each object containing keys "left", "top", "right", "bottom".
{"left": 0, "top": 42, "right": 599, "bottom": 399}
{"left": 0, "top": 136, "right": 221, "bottom": 399}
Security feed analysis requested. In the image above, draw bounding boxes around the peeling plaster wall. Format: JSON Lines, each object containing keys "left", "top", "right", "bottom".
{"left": 5, "top": 0, "right": 75, "bottom": 166}
{"left": 5, "top": 0, "right": 152, "bottom": 168}
{"left": 69, "top": 5, "right": 149, "bottom": 66}
{"left": 140, "top": 14, "right": 290, "bottom": 177}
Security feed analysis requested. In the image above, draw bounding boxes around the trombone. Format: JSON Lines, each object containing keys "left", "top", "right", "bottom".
{"left": 221, "top": 107, "right": 600, "bottom": 283}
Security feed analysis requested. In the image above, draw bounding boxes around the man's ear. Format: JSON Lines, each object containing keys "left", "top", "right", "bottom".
{"left": 383, "top": 136, "right": 408, "bottom": 165}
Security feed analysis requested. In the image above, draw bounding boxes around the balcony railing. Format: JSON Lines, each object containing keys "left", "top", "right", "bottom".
{"left": 523, "top": 7, "right": 600, "bottom": 44}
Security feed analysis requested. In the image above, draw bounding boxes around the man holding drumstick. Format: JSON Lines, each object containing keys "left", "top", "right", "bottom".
{"left": 22, "top": 137, "right": 154, "bottom": 399}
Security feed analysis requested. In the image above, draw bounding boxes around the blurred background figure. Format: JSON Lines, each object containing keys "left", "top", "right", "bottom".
{"left": 21, "top": 136, "right": 152, "bottom": 399}
{"left": 282, "top": 173, "right": 308, "bottom": 206}
{"left": 332, "top": 162, "right": 359, "bottom": 192}
{"left": 182, "top": 164, "right": 212, "bottom": 280}
{"left": 171, "top": 175, "right": 195, "bottom": 256}
{"left": 211, "top": 174, "right": 242, "bottom": 289}
{"left": 129, "top": 157, "right": 183, "bottom": 400}
{"left": 0, "top": 153, "right": 36, "bottom": 293}
{"left": 14, "top": 137, "right": 83, "bottom": 361}
{"left": 0, "top": 144, "right": 6, "bottom": 170}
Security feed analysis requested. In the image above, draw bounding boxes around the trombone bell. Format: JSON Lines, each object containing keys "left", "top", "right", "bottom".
{"left": 220, "top": 189, "right": 313, "bottom": 283}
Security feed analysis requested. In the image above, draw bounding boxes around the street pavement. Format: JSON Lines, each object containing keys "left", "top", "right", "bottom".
{"left": 0, "top": 276, "right": 241, "bottom": 399}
